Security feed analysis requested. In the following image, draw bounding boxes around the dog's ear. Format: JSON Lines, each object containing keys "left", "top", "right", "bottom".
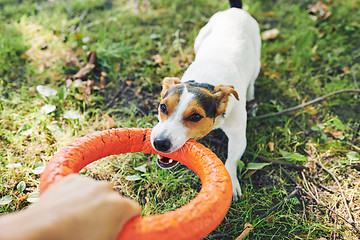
{"left": 161, "top": 77, "right": 181, "bottom": 98}
{"left": 214, "top": 85, "right": 239, "bottom": 117}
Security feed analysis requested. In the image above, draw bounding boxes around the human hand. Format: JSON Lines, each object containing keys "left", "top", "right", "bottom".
{"left": 0, "top": 174, "right": 141, "bottom": 240}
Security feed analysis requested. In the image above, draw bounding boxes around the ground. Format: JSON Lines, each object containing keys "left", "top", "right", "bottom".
{"left": 0, "top": 0, "right": 359, "bottom": 239}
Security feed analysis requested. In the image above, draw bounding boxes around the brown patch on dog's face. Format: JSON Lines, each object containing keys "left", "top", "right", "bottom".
{"left": 158, "top": 91, "right": 181, "bottom": 121}
{"left": 183, "top": 99, "right": 215, "bottom": 140}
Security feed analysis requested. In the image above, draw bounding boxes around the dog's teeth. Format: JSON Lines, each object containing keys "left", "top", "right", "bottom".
{"left": 168, "top": 159, "right": 173, "bottom": 163}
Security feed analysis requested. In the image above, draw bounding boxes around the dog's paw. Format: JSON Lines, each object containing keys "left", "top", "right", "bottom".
{"left": 231, "top": 179, "right": 242, "bottom": 202}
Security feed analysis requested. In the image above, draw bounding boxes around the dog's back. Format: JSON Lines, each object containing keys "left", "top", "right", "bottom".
{"left": 181, "top": 3, "right": 261, "bottom": 96}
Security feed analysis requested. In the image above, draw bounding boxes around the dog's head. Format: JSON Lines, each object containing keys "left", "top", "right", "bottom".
{"left": 151, "top": 77, "right": 239, "bottom": 155}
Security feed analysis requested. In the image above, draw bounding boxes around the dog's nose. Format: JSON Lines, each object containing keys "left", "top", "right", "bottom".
{"left": 153, "top": 138, "right": 172, "bottom": 152}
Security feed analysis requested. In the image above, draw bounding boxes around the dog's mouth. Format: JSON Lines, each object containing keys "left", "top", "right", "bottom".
{"left": 156, "top": 156, "right": 179, "bottom": 169}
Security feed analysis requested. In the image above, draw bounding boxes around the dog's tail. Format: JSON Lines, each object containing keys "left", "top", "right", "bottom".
{"left": 229, "top": 0, "right": 242, "bottom": 8}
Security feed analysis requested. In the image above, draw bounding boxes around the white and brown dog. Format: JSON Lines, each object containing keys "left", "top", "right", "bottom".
{"left": 151, "top": 0, "right": 261, "bottom": 201}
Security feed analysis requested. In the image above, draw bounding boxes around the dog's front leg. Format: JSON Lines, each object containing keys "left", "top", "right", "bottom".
{"left": 222, "top": 125, "right": 247, "bottom": 202}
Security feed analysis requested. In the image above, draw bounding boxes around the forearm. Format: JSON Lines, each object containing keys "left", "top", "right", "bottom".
{"left": 0, "top": 208, "right": 51, "bottom": 240}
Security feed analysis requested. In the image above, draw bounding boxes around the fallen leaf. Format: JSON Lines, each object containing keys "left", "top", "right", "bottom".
{"left": 75, "top": 33, "right": 83, "bottom": 39}
{"left": 152, "top": 54, "right": 163, "bottom": 65}
{"left": 236, "top": 223, "right": 254, "bottom": 240}
{"left": 318, "top": 32, "right": 326, "bottom": 38}
{"left": 100, "top": 72, "right": 107, "bottom": 88}
{"left": 85, "top": 79, "right": 94, "bottom": 95}
{"left": 104, "top": 114, "right": 115, "bottom": 129}
{"left": 295, "top": 234, "right": 311, "bottom": 238}
{"left": 309, "top": 15, "right": 318, "bottom": 21}
{"left": 311, "top": 45, "right": 319, "bottom": 54}
{"left": 307, "top": 1, "right": 332, "bottom": 19}
{"left": 268, "top": 142, "right": 275, "bottom": 152}
{"left": 269, "top": 72, "right": 280, "bottom": 79}
{"left": 87, "top": 51, "right": 96, "bottom": 64}
{"left": 16, "top": 194, "right": 29, "bottom": 209}
{"left": 262, "top": 11, "right": 275, "bottom": 17}
{"left": 243, "top": 170, "right": 257, "bottom": 179}
{"left": 305, "top": 105, "right": 318, "bottom": 115}
{"left": 72, "top": 63, "right": 95, "bottom": 79}
{"left": 313, "top": 54, "right": 321, "bottom": 60}
{"left": 126, "top": 80, "right": 134, "bottom": 86}
{"left": 266, "top": 215, "right": 274, "bottom": 223}
{"left": 64, "top": 109, "right": 81, "bottom": 119}
{"left": 36, "top": 85, "right": 57, "bottom": 97}
{"left": 329, "top": 130, "right": 344, "bottom": 139}
{"left": 261, "top": 28, "right": 280, "bottom": 40}
{"left": 40, "top": 104, "right": 56, "bottom": 115}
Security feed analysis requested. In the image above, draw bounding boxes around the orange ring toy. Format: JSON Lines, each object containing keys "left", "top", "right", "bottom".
{"left": 40, "top": 128, "right": 232, "bottom": 240}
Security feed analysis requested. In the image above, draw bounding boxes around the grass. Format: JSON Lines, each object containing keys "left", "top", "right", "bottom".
{"left": 1, "top": 0, "right": 359, "bottom": 239}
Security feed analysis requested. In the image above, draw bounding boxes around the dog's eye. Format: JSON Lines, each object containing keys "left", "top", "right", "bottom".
{"left": 160, "top": 104, "right": 167, "bottom": 114}
{"left": 187, "top": 113, "right": 203, "bottom": 122}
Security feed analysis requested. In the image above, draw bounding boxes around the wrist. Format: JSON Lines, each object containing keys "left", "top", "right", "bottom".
{"left": 0, "top": 206, "right": 59, "bottom": 240}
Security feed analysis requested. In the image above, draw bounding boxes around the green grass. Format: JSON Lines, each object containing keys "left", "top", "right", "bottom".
{"left": 1, "top": 0, "right": 360, "bottom": 239}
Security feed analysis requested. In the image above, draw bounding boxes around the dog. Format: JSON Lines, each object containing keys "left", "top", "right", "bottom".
{"left": 150, "top": 0, "right": 261, "bottom": 201}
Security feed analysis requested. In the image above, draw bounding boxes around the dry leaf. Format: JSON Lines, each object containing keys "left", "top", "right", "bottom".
{"left": 266, "top": 215, "right": 274, "bottom": 223}
{"left": 72, "top": 63, "right": 95, "bottom": 79}
{"left": 262, "top": 11, "right": 275, "bottom": 17}
{"left": 152, "top": 54, "right": 163, "bottom": 65}
{"left": 305, "top": 106, "right": 318, "bottom": 115}
{"left": 269, "top": 72, "right": 280, "bottom": 79}
{"left": 307, "top": 1, "right": 332, "bottom": 19}
{"left": 75, "top": 33, "right": 83, "bottom": 39}
{"left": 313, "top": 54, "right": 321, "bottom": 60}
{"left": 100, "top": 72, "right": 106, "bottom": 89}
{"left": 104, "top": 114, "right": 115, "bottom": 129}
{"left": 126, "top": 80, "right": 134, "bottom": 86}
{"left": 268, "top": 142, "right": 275, "bottom": 152}
{"left": 311, "top": 45, "right": 319, "bottom": 54}
{"left": 87, "top": 51, "right": 97, "bottom": 64}
{"left": 236, "top": 223, "right": 254, "bottom": 240}
{"left": 295, "top": 234, "right": 312, "bottom": 238}
{"left": 261, "top": 28, "right": 280, "bottom": 40}
{"left": 318, "top": 32, "right": 326, "bottom": 38}
{"left": 243, "top": 170, "right": 257, "bottom": 179}
{"left": 329, "top": 130, "right": 344, "bottom": 139}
